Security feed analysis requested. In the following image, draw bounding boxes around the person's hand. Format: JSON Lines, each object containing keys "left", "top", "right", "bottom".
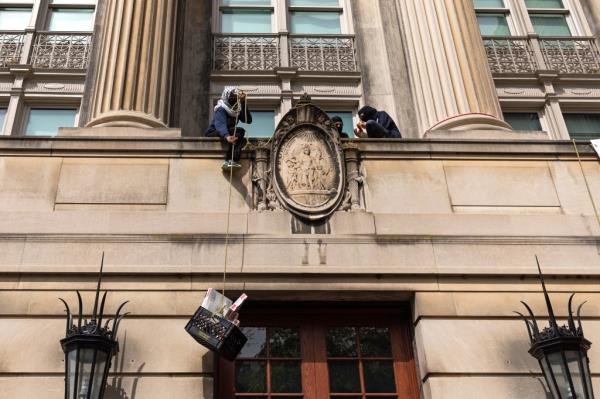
{"left": 354, "top": 128, "right": 365, "bottom": 138}
{"left": 357, "top": 121, "right": 366, "bottom": 129}
{"left": 226, "top": 135, "right": 239, "bottom": 144}
{"left": 238, "top": 92, "right": 246, "bottom": 101}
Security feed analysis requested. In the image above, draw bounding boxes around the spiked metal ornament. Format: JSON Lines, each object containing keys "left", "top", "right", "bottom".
{"left": 59, "top": 253, "right": 129, "bottom": 399}
{"left": 516, "top": 256, "right": 594, "bottom": 399}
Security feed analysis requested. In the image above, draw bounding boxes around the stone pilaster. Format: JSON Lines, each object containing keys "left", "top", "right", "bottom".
{"left": 398, "top": 0, "right": 510, "bottom": 133}
{"left": 87, "top": 0, "right": 177, "bottom": 128}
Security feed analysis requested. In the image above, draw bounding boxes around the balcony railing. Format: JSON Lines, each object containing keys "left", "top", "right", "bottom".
{"left": 0, "top": 31, "right": 25, "bottom": 68}
{"left": 212, "top": 34, "right": 359, "bottom": 73}
{"left": 213, "top": 34, "right": 279, "bottom": 71}
{"left": 30, "top": 32, "right": 92, "bottom": 69}
{"left": 483, "top": 35, "right": 600, "bottom": 75}
{"left": 483, "top": 37, "right": 536, "bottom": 74}
{"left": 289, "top": 35, "right": 359, "bottom": 72}
{"left": 539, "top": 37, "right": 600, "bottom": 74}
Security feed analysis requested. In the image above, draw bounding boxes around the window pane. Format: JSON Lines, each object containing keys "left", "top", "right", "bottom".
{"left": 223, "top": 0, "right": 271, "bottom": 4}
{"left": 326, "top": 327, "right": 357, "bottom": 357}
{"left": 0, "top": 8, "right": 31, "bottom": 30}
{"left": 473, "top": 0, "right": 505, "bottom": 7}
{"left": 530, "top": 14, "right": 571, "bottom": 36}
{"left": 328, "top": 361, "right": 361, "bottom": 393}
{"left": 239, "top": 111, "right": 275, "bottom": 137}
{"left": 270, "top": 328, "right": 300, "bottom": 358}
{"left": 363, "top": 361, "right": 397, "bottom": 393}
{"left": 0, "top": 108, "right": 6, "bottom": 133}
{"left": 221, "top": 10, "right": 271, "bottom": 33}
{"left": 359, "top": 327, "right": 392, "bottom": 357}
{"left": 476, "top": 13, "right": 510, "bottom": 36}
{"left": 25, "top": 108, "right": 76, "bottom": 137}
{"left": 329, "top": 111, "right": 354, "bottom": 138}
{"left": 290, "top": 11, "right": 341, "bottom": 34}
{"left": 239, "top": 327, "right": 267, "bottom": 358}
{"left": 525, "top": 0, "right": 564, "bottom": 8}
{"left": 290, "top": 0, "right": 339, "bottom": 5}
{"left": 271, "top": 361, "right": 302, "bottom": 393}
{"left": 48, "top": 8, "right": 94, "bottom": 31}
{"left": 503, "top": 113, "right": 542, "bottom": 131}
{"left": 236, "top": 361, "right": 267, "bottom": 393}
{"left": 564, "top": 114, "right": 600, "bottom": 140}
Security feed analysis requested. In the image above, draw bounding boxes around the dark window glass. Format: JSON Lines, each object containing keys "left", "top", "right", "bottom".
{"left": 363, "top": 360, "right": 396, "bottom": 393}
{"left": 564, "top": 114, "right": 600, "bottom": 140}
{"left": 271, "top": 361, "right": 302, "bottom": 393}
{"left": 270, "top": 328, "right": 300, "bottom": 357}
{"left": 328, "top": 361, "right": 361, "bottom": 393}
{"left": 359, "top": 327, "right": 392, "bottom": 357}
{"left": 503, "top": 112, "right": 542, "bottom": 131}
{"left": 326, "top": 327, "right": 357, "bottom": 357}
{"left": 235, "top": 361, "right": 267, "bottom": 393}
{"left": 239, "top": 327, "right": 267, "bottom": 358}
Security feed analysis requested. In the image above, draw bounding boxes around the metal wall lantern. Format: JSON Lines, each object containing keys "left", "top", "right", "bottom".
{"left": 59, "top": 254, "right": 129, "bottom": 399}
{"left": 517, "top": 258, "right": 594, "bottom": 399}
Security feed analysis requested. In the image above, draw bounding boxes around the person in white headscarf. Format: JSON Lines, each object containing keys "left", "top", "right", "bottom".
{"left": 205, "top": 87, "right": 253, "bottom": 169}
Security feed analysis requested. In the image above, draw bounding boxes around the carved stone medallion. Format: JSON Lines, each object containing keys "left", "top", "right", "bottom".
{"left": 271, "top": 101, "right": 345, "bottom": 220}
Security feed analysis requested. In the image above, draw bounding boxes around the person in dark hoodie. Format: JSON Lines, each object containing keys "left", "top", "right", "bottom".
{"left": 331, "top": 116, "right": 349, "bottom": 139}
{"left": 205, "top": 87, "right": 253, "bottom": 170}
{"left": 354, "top": 105, "right": 401, "bottom": 138}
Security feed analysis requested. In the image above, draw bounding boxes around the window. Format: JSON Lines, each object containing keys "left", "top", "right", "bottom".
{"left": 239, "top": 110, "right": 275, "bottom": 137}
{"left": 25, "top": 108, "right": 77, "bottom": 136}
{"left": 503, "top": 112, "right": 543, "bottom": 131}
{"left": 289, "top": 0, "right": 342, "bottom": 34}
{"left": 218, "top": 308, "right": 419, "bottom": 399}
{"left": 472, "top": 0, "right": 511, "bottom": 36}
{"left": 564, "top": 114, "right": 600, "bottom": 140}
{"left": 48, "top": 8, "right": 94, "bottom": 31}
{"left": 220, "top": 0, "right": 273, "bottom": 33}
{"left": 0, "top": 7, "right": 31, "bottom": 30}
{"left": 328, "top": 111, "right": 354, "bottom": 137}
{"left": 0, "top": 107, "right": 6, "bottom": 133}
{"left": 525, "top": 0, "right": 571, "bottom": 36}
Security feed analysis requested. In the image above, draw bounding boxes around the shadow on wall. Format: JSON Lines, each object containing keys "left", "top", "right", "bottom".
{"left": 221, "top": 161, "right": 251, "bottom": 208}
{"left": 104, "top": 332, "right": 146, "bottom": 399}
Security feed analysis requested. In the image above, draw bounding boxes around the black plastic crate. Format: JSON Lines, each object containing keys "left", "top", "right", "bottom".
{"left": 185, "top": 306, "right": 248, "bottom": 361}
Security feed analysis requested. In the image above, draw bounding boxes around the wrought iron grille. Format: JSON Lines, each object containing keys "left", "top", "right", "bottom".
{"left": 0, "top": 31, "right": 25, "bottom": 67}
{"left": 213, "top": 34, "right": 279, "bottom": 71}
{"left": 30, "top": 32, "right": 92, "bottom": 69}
{"left": 539, "top": 37, "right": 600, "bottom": 74}
{"left": 482, "top": 36, "right": 536, "bottom": 74}
{"left": 289, "top": 35, "right": 359, "bottom": 72}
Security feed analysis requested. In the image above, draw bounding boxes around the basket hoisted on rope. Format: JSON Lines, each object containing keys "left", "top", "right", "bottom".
{"left": 185, "top": 89, "right": 250, "bottom": 361}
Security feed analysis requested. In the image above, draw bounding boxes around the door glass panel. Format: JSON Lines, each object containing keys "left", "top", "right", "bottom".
{"left": 359, "top": 327, "right": 392, "bottom": 357}
{"left": 328, "top": 360, "right": 361, "bottom": 393}
{"left": 270, "top": 328, "right": 300, "bottom": 357}
{"left": 363, "top": 361, "right": 396, "bottom": 393}
{"left": 271, "top": 361, "right": 302, "bottom": 393}
{"left": 236, "top": 361, "right": 267, "bottom": 393}
{"left": 239, "top": 327, "right": 267, "bottom": 358}
{"left": 326, "top": 327, "right": 357, "bottom": 357}
{"left": 476, "top": 13, "right": 510, "bottom": 36}
{"left": 289, "top": 11, "right": 341, "bottom": 34}
{"left": 530, "top": 14, "right": 571, "bottom": 36}
{"left": 473, "top": 0, "right": 504, "bottom": 7}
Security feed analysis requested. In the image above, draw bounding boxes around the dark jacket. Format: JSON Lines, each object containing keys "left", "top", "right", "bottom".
{"left": 205, "top": 102, "right": 252, "bottom": 139}
{"left": 331, "top": 116, "right": 349, "bottom": 138}
{"left": 358, "top": 106, "right": 401, "bottom": 138}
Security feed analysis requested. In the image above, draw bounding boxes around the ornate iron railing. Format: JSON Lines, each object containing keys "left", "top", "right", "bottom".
{"left": 539, "top": 37, "right": 600, "bottom": 74}
{"left": 0, "top": 31, "right": 25, "bottom": 67}
{"left": 30, "top": 32, "right": 92, "bottom": 69}
{"left": 289, "top": 35, "right": 359, "bottom": 72}
{"left": 213, "top": 34, "right": 279, "bottom": 71}
{"left": 482, "top": 36, "right": 537, "bottom": 73}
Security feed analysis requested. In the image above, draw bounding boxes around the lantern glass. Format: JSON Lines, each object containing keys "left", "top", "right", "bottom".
{"left": 548, "top": 352, "right": 574, "bottom": 398}
{"left": 65, "top": 346, "right": 110, "bottom": 399}
{"left": 540, "top": 359, "right": 561, "bottom": 398}
{"left": 565, "top": 350, "right": 586, "bottom": 398}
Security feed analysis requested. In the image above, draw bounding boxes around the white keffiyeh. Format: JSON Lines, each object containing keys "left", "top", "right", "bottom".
{"left": 214, "top": 87, "right": 241, "bottom": 117}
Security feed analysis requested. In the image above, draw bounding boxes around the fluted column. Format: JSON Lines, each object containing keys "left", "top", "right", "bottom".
{"left": 87, "top": 0, "right": 177, "bottom": 128}
{"left": 398, "top": 0, "right": 510, "bottom": 132}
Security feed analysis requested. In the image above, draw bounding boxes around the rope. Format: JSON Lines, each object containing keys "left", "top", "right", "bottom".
{"left": 572, "top": 139, "right": 600, "bottom": 229}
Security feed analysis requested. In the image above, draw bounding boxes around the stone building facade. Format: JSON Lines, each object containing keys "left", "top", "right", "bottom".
{"left": 1, "top": 0, "right": 600, "bottom": 398}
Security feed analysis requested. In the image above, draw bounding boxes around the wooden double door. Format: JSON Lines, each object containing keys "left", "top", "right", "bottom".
{"left": 218, "top": 307, "right": 419, "bottom": 399}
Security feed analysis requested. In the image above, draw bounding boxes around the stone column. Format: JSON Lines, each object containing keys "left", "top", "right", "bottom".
{"left": 398, "top": 0, "right": 510, "bottom": 132}
{"left": 86, "top": 0, "right": 177, "bottom": 128}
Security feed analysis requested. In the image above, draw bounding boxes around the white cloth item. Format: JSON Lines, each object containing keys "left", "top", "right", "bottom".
{"left": 591, "top": 139, "right": 600, "bottom": 158}
{"left": 214, "top": 87, "right": 240, "bottom": 117}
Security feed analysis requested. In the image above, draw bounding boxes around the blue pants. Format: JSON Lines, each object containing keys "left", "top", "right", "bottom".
{"left": 206, "top": 127, "right": 247, "bottom": 162}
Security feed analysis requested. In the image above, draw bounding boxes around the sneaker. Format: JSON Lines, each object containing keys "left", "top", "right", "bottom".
{"left": 222, "top": 160, "right": 242, "bottom": 172}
